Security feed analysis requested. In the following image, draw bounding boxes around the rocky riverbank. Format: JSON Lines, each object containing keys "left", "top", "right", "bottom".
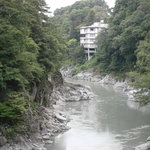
{"left": 61, "top": 67, "right": 137, "bottom": 101}
{"left": 61, "top": 66, "right": 150, "bottom": 150}
{"left": 52, "top": 82, "right": 94, "bottom": 103}
{"left": 0, "top": 78, "right": 94, "bottom": 150}
{"left": 0, "top": 107, "right": 69, "bottom": 150}
{"left": 135, "top": 136, "right": 150, "bottom": 150}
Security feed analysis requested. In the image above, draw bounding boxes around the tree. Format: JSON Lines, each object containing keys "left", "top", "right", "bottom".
{"left": 0, "top": 0, "right": 65, "bottom": 125}
{"left": 95, "top": 0, "right": 150, "bottom": 72}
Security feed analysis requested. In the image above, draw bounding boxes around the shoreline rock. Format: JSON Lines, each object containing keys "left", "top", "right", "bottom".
{"left": 135, "top": 136, "right": 150, "bottom": 150}
{"left": 51, "top": 82, "right": 94, "bottom": 103}
{"left": 61, "top": 67, "right": 149, "bottom": 103}
{"left": 0, "top": 107, "right": 69, "bottom": 150}
{"left": 61, "top": 67, "right": 138, "bottom": 100}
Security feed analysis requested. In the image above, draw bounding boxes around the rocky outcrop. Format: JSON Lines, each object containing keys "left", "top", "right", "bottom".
{"left": 51, "top": 82, "right": 94, "bottom": 103}
{"left": 0, "top": 107, "right": 69, "bottom": 150}
{"left": 0, "top": 70, "right": 94, "bottom": 150}
{"left": 61, "top": 67, "right": 144, "bottom": 102}
{"left": 135, "top": 136, "right": 150, "bottom": 150}
{"left": 60, "top": 66, "right": 76, "bottom": 78}
{"left": 0, "top": 136, "right": 7, "bottom": 146}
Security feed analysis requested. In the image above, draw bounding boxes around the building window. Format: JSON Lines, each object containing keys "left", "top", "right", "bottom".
{"left": 90, "top": 34, "right": 95, "bottom": 37}
{"left": 90, "top": 28, "right": 94, "bottom": 31}
{"left": 80, "top": 34, "right": 85, "bottom": 37}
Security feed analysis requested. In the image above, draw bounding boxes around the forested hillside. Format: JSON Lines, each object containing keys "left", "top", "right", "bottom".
{"left": 52, "top": 0, "right": 150, "bottom": 101}
{"left": 93, "top": 0, "right": 150, "bottom": 101}
{"left": 0, "top": 0, "right": 65, "bottom": 126}
{"left": 53, "top": 0, "right": 109, "bottom": 64}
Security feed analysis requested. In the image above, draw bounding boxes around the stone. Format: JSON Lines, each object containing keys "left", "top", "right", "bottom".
{"left": 45, "top": 140, "right": 53, "bottom": 144}
{"left": 51, "top": 82, "right": 94, "bottom": 103}
{"left": 55, "top": 113, "right": 67, "bottom": 122}
{"left": 0, "top": 136, "right": 7, "bottom": 146}
{"left": 147, "top": 136, "right": 150, "bottom": 141}
{"left": 42, "top": 135, "right": 50, "bottom": 140}
{"left": 135, "top": 142, "right": 150, "bottom": 150}
{"left": 32, "top": 147, "right": 47, "bottom": 150}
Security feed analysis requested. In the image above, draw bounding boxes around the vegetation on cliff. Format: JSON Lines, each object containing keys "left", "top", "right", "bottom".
{"left": 0, "top": 0, "right": 149, "bottom": 131}
{"left": 0, "top": 0, "right": 65, "bottom": 126}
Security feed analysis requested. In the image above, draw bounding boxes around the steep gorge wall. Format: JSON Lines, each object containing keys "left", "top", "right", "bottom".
{"left": 0, "top": 71, "right": 67, "bottom": 150}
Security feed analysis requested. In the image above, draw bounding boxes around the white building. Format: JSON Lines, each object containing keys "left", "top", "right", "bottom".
{"left": 80, "top": 21, "right": 108, "bottom": 60}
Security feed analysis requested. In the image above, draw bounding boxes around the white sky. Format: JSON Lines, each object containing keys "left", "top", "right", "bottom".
{"left": 45, "top": 0, "right": 116, "bottom": 13}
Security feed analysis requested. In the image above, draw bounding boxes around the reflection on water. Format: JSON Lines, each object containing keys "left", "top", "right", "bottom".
{"left": 54, "top": 130, "right": 123, "bottom": 150}
{"left": 46, "top": 79, "right": 150, "bottom": 150}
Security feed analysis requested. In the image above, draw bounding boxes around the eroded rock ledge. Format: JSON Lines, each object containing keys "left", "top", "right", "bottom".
{"left": 51, "top": 82, "right": 94, "bottom": 103}
{"left": 61, "top": 67, "right": 148, "bottom": 102}
{"left": 135, "top": 136, "right": 150, "bottom": 150}
{"left": 0, "top": 107, "right": 69, "bottom": 150}
{"left": 0, "top": 72, "right": 94, "bottom": 150}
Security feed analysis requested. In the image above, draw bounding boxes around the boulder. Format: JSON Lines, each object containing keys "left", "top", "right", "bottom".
{"left": 147, "top": 136, "right": 150, "bottom": 141}
{"left": 135, "top": 142, "right": 150, "bottom": 150}
{"left": 55, "top": 112, "right": 67, "bottom": 122}
{"left": 0, "top": 136, "right": 7, "bottom": 146}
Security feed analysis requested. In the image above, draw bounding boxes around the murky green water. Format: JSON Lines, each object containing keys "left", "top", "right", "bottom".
{"left": 46, "top": 79, "right": 150, "bottom": 150}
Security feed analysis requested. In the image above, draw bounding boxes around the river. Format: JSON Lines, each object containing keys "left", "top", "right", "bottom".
{"left": 46, "top": 79, "right": 150, "bottom": 150}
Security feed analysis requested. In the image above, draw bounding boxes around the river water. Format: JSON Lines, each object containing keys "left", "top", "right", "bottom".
{"left": 46, "top": 79, "right": 150, "bottom": 150}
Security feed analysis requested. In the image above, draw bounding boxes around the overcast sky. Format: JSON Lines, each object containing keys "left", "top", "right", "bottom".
{"left": 45, "top": 0, "right": 116, "bottom": 13}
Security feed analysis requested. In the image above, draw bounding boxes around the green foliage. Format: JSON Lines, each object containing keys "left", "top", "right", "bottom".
{"left": 53, "top": 0, "right": 109, "bottom": 65}
{"left": 136, "top": 32, "right": 150, "bottom": 73}
{"left": 128, "top": 72, "right": 150, "bottom": 89}
{"left": 95, "top": 0, "right": 150, "bottom": 73}
{"left": 0, "top": 0, "right": 65, "bottom": 125}
{"left": 54, "top": 0, "right": 109, "bottom": 40}
{"left": 64, "top": 39, "right": 86, "bottom": 65}
{"left": 74, "top": 57, "right": 97, "bottom": 74}
{"left": 128, "top": 72, "right": 150, "bottom": 103}
{"left": 0, "top": 92, "right": 28, "bottom": 125}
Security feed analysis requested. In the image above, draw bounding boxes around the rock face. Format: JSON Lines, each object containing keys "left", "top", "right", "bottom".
{"left": 135, "top": 138, "right": 150, "bottom": 150}
{"left": 0, "top": 70, "right": 94, "bottom": 150}
{"left": 51, "top": 82, "right": 94, "bottom": 103}
{"left": 61, "top": 67, "right": 145, "bottom": 102}
{"left": 0, "top": 136, "right": 7, "bottom": 146}
{"left": 0, "top": 107, "right": 69, "bottom": 150}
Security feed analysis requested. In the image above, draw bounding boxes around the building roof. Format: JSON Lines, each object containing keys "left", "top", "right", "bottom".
{"left": 80, "top": 21, "right": 108, "bottom": 29}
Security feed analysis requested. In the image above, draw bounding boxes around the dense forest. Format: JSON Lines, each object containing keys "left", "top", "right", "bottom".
{"left": 0, "top": 0, "right": 65, "bottom": 126}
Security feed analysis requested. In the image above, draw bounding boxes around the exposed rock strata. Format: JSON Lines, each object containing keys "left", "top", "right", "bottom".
{"left": 61, "top": 67, "right": 145, "bottom": 102}
{"left": 135, "top": 136, "right": 150, "bottom": 150}
{"left": 51, "top": 82, "right": 94, "bottom": 103}
{"left": 0, "top": 71, "right": 94, "bottom": 150}
{"left": 0, "top": 107, "right": 69, "bottom": 150}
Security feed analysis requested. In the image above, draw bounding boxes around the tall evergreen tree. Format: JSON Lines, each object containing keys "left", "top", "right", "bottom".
{"left": 0, "top": 0, "right": 65, "bottom": 125}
